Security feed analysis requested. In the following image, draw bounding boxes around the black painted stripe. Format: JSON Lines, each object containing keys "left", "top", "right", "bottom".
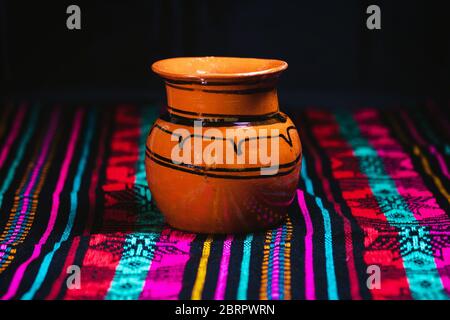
{"left": 161, "top": 111, "right": 287, "bottom": 127}
{"left": 146, "top": 151, "right": 299, "bottom": 179}
{"left": 167, "top": 105, "right": 280, "bottom": 119}
{"left": 146, "top": 146, "right": 301, "bottom": 173}
{"left": 164, "top": 77, "right": 279, "bottom": 86}
{"left": 166, "top": 82, "right": 275, "bottom": 95}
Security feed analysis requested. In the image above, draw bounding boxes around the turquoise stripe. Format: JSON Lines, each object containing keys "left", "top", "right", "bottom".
{"left": 301, "top": 157, "right": 315, "bottom": 195}
{"left": 314, "top": 197, "right": 338, "bottom": 299}
{"left": 106, "top": 107, "right": 161, "bottom": 299}
{"left": 105, "top": 232, "right": 159, "bottom": 300}
{"left": 0, "top": 108, "right": 39, "bottom": 209}
{"left": 335, "top": 112, "right": 448, "bottom": 300}
{"left": 237, "top": 234, "right": 253, "bottom": 299}
{"left": 301, "top": 157, "right": 339, "bottom": 300}
{"left": 21, "top": 111, "right": 96, "bottom": 300}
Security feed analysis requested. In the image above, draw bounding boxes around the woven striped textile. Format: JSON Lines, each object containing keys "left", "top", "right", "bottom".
{"left": 0, "top": 103, "right": 449, "bottom": 300}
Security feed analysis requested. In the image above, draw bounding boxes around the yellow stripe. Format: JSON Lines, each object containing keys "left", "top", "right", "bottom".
{"left": 259, "top": 229, "right": 272, "bottom": 300}
{"left": 284, "top": 218, "right": 293, "bottom": 299}
{"left": 191, "top": 235, "right": 213, "bottom": 300}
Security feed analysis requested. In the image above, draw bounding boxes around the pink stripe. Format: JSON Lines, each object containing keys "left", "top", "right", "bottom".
{"left": 0, "top": 106, "right": 26, "bottom": 169}
{"left": 139, "top": 228, "right": 196, "bottom": 299}
{"left": 1, "top": 110, "right": 84, "bottom": 300}
{"left": 297, "top": 189, "right": 316, "bottom": 300}
{"left": 270, "top": 227, "right": 283, "bottom": 300}
{"left": 214, "top": 235, "right": 234, "bottom": 300}
{"left": 433, "top": 238, "right": 450, "bottom": 295}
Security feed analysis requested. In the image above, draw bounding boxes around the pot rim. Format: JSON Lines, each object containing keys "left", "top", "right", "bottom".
{"left": 151, "top": 56, "right": 288, "bottom": 83}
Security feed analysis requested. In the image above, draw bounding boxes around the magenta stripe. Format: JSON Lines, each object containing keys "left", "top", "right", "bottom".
{"left": 1, "top": 110, "right": 84, "bottom": 300}
{"left": 297, "top": 189, "right": 316, "bottom": 300}
{"left": 270, "top": 227, "right": 283, "bottom": 300}
{"left": 0, "top": 106, "right": 26, "bottom": 169}
{"left": 214, "top": 235, "right": 234, "bottom": 300}
{"left": 139, "top": 228, "right": 196, "bottom": 299}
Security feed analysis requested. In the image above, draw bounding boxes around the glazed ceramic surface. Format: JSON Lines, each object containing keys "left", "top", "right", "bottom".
{"left": 146, "top": 57, "right": 302, "bottom": 233}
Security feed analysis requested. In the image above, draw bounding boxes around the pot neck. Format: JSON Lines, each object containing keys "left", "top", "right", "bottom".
{"left": 164, "top": 77, "right": 280, "bottom": 119}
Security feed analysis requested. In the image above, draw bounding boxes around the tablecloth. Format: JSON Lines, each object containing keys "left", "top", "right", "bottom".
{"left": 0, "top": 103, "right": 449, "bottom": 300}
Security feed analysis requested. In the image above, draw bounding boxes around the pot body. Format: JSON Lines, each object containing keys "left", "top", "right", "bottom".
{"left": 146, "top": 57, "right": 301, "bottom": 233}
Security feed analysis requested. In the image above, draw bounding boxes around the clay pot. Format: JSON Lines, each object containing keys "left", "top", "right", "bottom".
{"left": 146, "top": 57, "right": 301, "bottom": 233}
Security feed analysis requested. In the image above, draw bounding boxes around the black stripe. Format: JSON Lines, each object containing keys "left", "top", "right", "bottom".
{"left": 178, "top": 234, "right": 206, "bottom": 299}
{"left": 166, "top": 83, "right": 194, "bottom": 91}
{"left": 146, "top": 151, "right": 299, "bottom": 179}
{"left": 164, "top": 77, "right": 278, "bottom": 86}
{"left": 161, "top": 111, "right": 287, "bottom": 127}
{"left": 167, "top": 105, "right": 280, "bottom": 120}
{"left": 146, "top": 146, "right": 301, "bottom": 172}
{"left": 166, "top": 82, "right": 275, "bottom": 95}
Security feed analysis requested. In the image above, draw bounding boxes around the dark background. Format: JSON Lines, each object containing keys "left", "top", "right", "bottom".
{"left": 1, "top": 0, "right": 449, "bottom": 107}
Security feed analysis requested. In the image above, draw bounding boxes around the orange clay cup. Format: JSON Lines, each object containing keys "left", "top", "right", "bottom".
{"left": 146, "top": 57, "right": 302, "bottom": 233}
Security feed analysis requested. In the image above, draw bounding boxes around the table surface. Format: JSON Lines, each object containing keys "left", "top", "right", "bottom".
{"left": 0, "top": 103, "right": 449, "bottom": 300}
